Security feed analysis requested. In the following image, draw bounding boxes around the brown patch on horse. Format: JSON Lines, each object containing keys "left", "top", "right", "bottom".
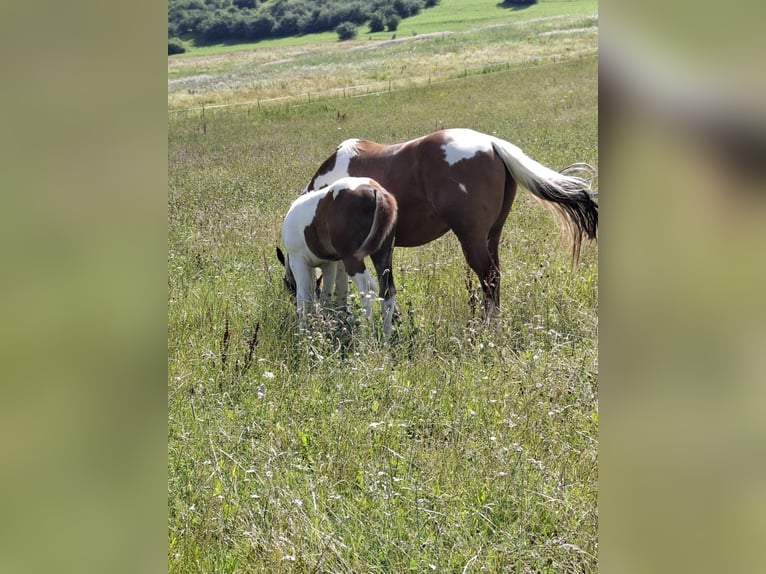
{"left": 302, "top": 193, "right": 338, "bottom": 260}
{"left": 354, "top": 181, "right": 397, "bottom": 258}
{"left": 347, "top": 139, "right": 451, "bottom": 247}
{"left": 303, "top": 182, "right": 397, "bottom": 267}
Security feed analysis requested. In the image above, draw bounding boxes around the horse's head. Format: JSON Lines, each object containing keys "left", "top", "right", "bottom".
{"left": 275, "top": 246, "right": 297, "bottom": 298}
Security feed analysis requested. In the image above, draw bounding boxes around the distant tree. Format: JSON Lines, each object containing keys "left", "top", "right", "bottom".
{"left": 386, "top": 13, "right": 401, "bottom": 32}
{"left": 335, "top": 2, "right": 369, "bottom": 25}
{"left": 275, "top": 11, "right": 301, "bottom": 35}
{"left": 199, "top": 12, "right": 234, "bottom": 43}
{"left": 229, "top": 12, "right": 250, "bottom": 39}
{"left": 249, "top": 12, "right": 276, "bottom": 39}
{"left": 335, "top": 21, "right": 358, "bottom": 41}
{"left": 168, "top": 38, "right": 186, "bottom": 55}
{"left": 393, "top": 0, "right": 422, "bottom": 17}
{"left": 368, "top": 11, "right": 385, "bottom": 33}
{"left": 168, "top": 0, "right": 439, "bottom": 45}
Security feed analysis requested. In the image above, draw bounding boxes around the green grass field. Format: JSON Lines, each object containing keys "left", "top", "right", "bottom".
{"left": 169, "top": 6, "right": 598, "bottom": 571}
{"left": 169, "top": 0, "right": 597, "bottom": 110}
{"left": 177, "top": 0, "right": 598, "bottom": 55}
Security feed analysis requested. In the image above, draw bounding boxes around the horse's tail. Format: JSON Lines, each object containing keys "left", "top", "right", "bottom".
{"left": 354, "top": 182, "right": 398, "bottom": 259}
{"left": 491, "top": 138, "right": 598, "bottom": 261}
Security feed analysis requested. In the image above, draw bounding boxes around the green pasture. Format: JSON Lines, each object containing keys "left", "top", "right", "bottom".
{"left": 394, "top": 0, "right": 598, "bottom": 35}
{"left": 168, "top": 10, "right": 597, "bottom": 110}
{"left": 178, "top": 0, "right": 598, "bottom": 55}
{"left": 169, "top": 51, "right": 597, "bottom": 572}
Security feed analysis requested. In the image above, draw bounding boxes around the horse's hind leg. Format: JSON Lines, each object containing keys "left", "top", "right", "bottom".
{"left": 457, "top": 233, "right": 500, "bottom": 319}
{"left": 370, "top": 239, "right": 397, "bottom": 338}
{"left": 486, "top": 179, "right": 516, "bottom": 312}
{"left": 485, "top": 224, "right": 505, "bottom": 315}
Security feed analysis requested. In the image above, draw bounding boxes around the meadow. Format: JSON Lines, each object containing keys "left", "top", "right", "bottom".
{"left": 168, "top": 0, "right": 597, "bottom": 110}
{"left": 173, "top": 0, "right": 598, "bottom": 55}
{"left": 168, "top": 7, "right": 598, "bottom": 571}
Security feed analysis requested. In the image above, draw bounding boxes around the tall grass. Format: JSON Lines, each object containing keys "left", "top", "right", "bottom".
{"left": 169, "top": 56, "right": 597, "bottom": 572}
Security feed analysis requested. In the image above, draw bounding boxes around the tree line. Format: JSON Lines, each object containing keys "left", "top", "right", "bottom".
{"left": 169, "top": 0, "right": 440, "bottom": 52}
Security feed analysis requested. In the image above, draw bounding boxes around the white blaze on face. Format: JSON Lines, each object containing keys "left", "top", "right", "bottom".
{"left": 309, "top": 138, "right": 359, "bottom": 191}
{"left": 441, "top": 128, "right": 492, "bottom": 166}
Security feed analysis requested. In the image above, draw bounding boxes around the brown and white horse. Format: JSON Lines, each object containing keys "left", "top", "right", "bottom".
{"left": 277, "top": 176, "right": 398, "bottom": 337}
{"left": 303, "top": 128, "right": 598, "bottom": 318}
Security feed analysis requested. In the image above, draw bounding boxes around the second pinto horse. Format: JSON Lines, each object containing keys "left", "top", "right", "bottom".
{"left": 277, "top": 176, "right": 398, "bottom": 337}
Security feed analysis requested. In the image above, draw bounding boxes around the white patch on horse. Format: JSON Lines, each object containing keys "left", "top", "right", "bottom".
{"left": 309, "top": 138, "right": 359, "bottom": 191}
{"left": 441, "top": 128, "right": 492, "bottom": 166}
{"left": 458, "top": 182, "right": 467, "bottom": 194}
{"left": 281, "top": 190, "right": 326, "bottom": 265}
{"left": 329, "top": 176, "right": 375, "bottom": 198}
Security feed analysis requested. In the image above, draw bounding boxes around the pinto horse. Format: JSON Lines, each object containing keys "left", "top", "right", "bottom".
{"left": 277, "top": 176, "right": 398, "bottom": 337}
{"left": 303, "top": 128, "right": 598, "bottom": 318}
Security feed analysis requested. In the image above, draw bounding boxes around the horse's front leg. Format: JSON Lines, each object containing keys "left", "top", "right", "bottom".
{"left": 318, "top": 261, "right": 337, "bottom": 308}
{"left": 333, "top": 263, "right": 349, "bottom": 309}
{"left": 371, "top": 243, "right": 397, "bottom": 339}
{"left": 345, "top": 262, "right": 378, "bottom": 322}
{"left": 289, "top": 259, "right": 315, "bottom": 331}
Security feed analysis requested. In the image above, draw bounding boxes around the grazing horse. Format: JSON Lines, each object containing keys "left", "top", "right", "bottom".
{"left": 277, "top": 176, "right": 398, "bottom": 337}
{"left": 304, "top": 128, "right": 598, "bottom": 318}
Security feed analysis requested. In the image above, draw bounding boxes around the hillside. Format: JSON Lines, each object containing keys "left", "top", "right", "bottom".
{"left": 168, "top": 0, "right": 597, "bottom": 110}
{"left": 168, "top": 0, "right": 447, "bottom": 50}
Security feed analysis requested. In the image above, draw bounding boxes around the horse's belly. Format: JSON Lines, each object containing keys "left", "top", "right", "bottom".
{"left": 393, "top": 208, "right": 449, "bottom": 247}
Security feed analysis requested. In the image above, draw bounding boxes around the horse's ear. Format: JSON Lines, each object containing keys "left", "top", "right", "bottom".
{"left": 276, "top": 246, "right": 285, "bottom": 267}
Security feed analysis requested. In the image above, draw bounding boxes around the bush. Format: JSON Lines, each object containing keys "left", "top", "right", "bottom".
{"left": 168, "top": 38, "right": 186, "bottom": 55}
{"left": 393, "top": 0, "right": 421, "bottom": 17}
{"left": 368, "top": 12, "right": 385, "bottom": 33}
{"left": 386, "top": 13, "right": 401, "bottom": 32}
{"left": 249, "top": 13, "right": 276, "bottom": 39}
{"left": 335, "top": 21, "right": 357, "bottom": 41}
